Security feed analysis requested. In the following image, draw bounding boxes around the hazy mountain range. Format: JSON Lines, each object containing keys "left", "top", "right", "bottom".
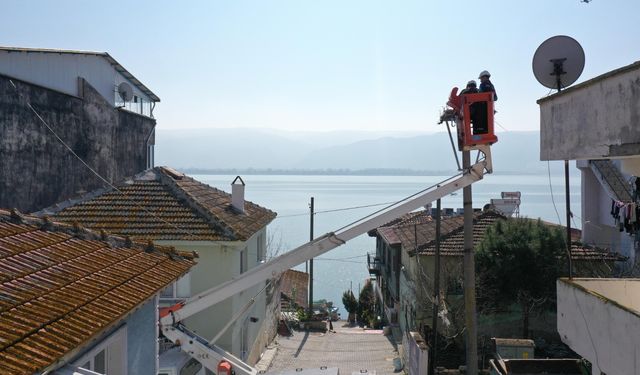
{"left": 155, "top": 128, "right": 569, "bottom": 175}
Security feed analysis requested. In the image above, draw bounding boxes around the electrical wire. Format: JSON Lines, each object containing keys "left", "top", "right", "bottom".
{"left": 9, "top": 79, "right": 200, "bottom": 240}
{"left": 318, "top": 254, "right": 367, "bottom": 260}
{"left": 493, "top": 119, "right": 510, "bottom": 132}
{"left": 275, "top": 200, "right": 399, "bottom": 219}
{"left": 546, "top": 160, "right": 564, "bottom": 227}
{"left": 314, "top": 258, "right": 364, "bottom": 264}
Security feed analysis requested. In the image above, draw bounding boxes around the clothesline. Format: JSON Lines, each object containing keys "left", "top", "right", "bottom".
{"left": 611, "top": 199, "right": 639, "bottom": 234}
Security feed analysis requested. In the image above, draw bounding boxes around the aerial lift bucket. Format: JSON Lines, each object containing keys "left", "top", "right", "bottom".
{"left": 441, "top": 88, "right": 498, "bottom": 152}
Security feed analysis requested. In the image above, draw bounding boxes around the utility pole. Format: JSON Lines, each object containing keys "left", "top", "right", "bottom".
{"left": 565, "top": 160, "right": 573, "bottom": 279}
{"left": 553, "top": 78, "right": 572, "bottom": 280}
{"left": 429, "top": 198, "right": 442, "bottom": 375}
{"left": 463, "top": 150, "right": 478, "bottom": 374}
{"left": 308, "top": 197, "right": 315, "bottom": 313}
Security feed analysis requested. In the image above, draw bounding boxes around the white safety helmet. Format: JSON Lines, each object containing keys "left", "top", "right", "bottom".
{"left": 467, "top": 80, "right": 477, "bottom": 87}
{"left": 478, "top": 70, "right": 491, "bottom": 79}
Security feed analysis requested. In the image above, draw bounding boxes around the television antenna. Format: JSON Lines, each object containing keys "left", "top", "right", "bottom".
{"left": 117, "top": 82, "right": 134, "bottom": 102}
{"left": 532, "top": 35, "right": 585, "bottom": 91}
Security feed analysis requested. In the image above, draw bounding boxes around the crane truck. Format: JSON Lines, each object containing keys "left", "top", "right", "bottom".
{"left": 159, "top": 89, "right": 497, "bottom": 375}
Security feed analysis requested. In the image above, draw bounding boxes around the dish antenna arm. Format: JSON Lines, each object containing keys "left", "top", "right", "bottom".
{"left": 551, "top": 58, "right": 567, "bottom": 91}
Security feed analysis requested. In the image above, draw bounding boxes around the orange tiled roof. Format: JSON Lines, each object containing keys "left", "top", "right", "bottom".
{"left": 415, "top": 211, "right": 506, "bottom": 255}
{"left": 0, "top": 209, "right": 195, "bottom": 374}
{"left": 569, "top": 243, "right": 627, "bottom": 262}
{"left": 377, "top": 210, "right": 624, "bottom": 261}
{"left": 37, "top": 167, "right": 277, "bottom": 242}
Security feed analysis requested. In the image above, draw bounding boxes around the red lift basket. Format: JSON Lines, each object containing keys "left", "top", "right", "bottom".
{"left": 457, "top": 91, "right": 498, "bottom": 151}
{"left": 447, "top": 87, "right": 498, "bottom": 151}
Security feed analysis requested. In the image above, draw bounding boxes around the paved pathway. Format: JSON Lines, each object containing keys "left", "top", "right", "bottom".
{"left": 261, "top": 321, "right": 400, "bottom": 374}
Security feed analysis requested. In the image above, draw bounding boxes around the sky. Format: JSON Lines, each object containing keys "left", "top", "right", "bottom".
{"left": 2, "top": 0, "right": 639, "bottom": 133}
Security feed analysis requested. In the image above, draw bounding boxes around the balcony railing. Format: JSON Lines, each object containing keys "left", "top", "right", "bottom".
{"left": 367, "top": 253, "right": 382, "bottom": 276}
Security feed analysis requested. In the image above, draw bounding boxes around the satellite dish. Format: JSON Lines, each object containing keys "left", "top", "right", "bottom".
{"left": 532, "top": 35, "right": 585, "bottom": 90}
{"left": 117, "top": 82, "right": 134, "bottom": 102}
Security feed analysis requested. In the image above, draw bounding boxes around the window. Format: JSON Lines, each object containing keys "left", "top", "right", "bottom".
{"left": 94, "top": 349, "right": 106, "bottom": 373}
{"left": 160, "top": 273, "right": 191, "bottom": 300}
{"left": 257, "top": 233, "right": 266, "bottom": 263}
{"left": 75, "top": 326, "right": 126, "bottom": 375}
{"left": 114, "top": 81, "right": 153, "bottom": 117}
{"left": 79, "top": 348, "right": 107, "bottom": 373}
{"left": 240, "top": 248, "right": 248, "bottom": 273}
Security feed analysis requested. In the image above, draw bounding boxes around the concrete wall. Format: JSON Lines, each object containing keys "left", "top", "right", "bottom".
{"left": 0, "top": 74, "right": 155, "bottom": 213}
{"left": 0, "top": 50, "right": 152, "bottom": 106}
{"left": 557, "top": 279, "right": 640, "bottom": 375}
{"left": 126, "top": 297, "right": 158, "bottom": 375}
{"left": 538, "top": 61, "right": 640, "bottom": 161}
{"left": 246, "top": 278, "right": 280, "bottom": 365}
{"left": 158, "top": 240, "right": 236, "bottom": 350}
{"left": 230, "top": 229, "right": 272, "bottom": 364}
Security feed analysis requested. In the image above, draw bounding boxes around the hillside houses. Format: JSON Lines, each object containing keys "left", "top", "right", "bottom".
{"left": 35, "top": 166, "right": 278, "bottom": 365}
{"left": 368, "top": 207, "right": 625, "bottom": 367}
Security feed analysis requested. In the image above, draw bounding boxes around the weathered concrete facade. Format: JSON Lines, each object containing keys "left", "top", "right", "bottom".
{"left": 538, "top": 61, "right": 640, "bottom": 268}
{"left": 557, "top": 278, "right": 640, "bottom": 375}
{"left": 538, "top": 61, "right": 640, "bottom": 161}
{"left": 0, "top": 74, "right": 155, "bottom": 212}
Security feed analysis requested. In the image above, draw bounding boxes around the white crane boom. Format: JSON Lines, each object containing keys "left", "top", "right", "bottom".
{"left": 160, "top": 145, "right": 492, "bottom": 375}
{"left": 161, "top": 146, "right": 492, "bottom": 329}
{"left": 158, "top": 85, "right": 500, "bottom": 375}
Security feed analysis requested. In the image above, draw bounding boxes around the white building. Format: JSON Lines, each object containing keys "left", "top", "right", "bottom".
{"left": 538, "top": 60, "right": 640, "bottom": 268}
{"left": 539, "top": 60, "right": 640, "bottom": 375}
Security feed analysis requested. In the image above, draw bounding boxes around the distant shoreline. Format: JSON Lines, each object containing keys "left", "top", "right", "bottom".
{"left": 180, "top": 168, "right": 571, "bottom": 177}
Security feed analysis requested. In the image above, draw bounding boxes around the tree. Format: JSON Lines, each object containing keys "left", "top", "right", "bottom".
{"left": 358, "top": 279, "right": 377, "bottom": 327}
{"left": 342, "top": 290, "right": 358, "bottom": 324}
{"left": 476, "top": 218, "right": 566, "bottom": 338}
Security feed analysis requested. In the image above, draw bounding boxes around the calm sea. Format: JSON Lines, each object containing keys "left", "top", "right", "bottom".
{"left": 195, "top": 174, "right": 581, "bottom": 315}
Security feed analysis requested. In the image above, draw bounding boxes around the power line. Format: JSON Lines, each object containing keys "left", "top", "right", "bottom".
{"left": 546, "top": 160, "right": 564, "bottom": 227}
{"left": 314, "top": 258, "right": 365, "bottom": 264}
{"left": 275, "top": 200, "right": 398, "bottom": 219}
{"left": 494, "top": 119, "right": 510, "bottom": 132}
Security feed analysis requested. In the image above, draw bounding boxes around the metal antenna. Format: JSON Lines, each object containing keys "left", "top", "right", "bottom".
{"left": 551, "top": 58, "right": 567, "bottom": 91}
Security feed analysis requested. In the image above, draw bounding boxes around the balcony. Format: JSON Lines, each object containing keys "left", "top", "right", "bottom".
{"left": 367, "top": 253, "right": 382, "bottom": 276}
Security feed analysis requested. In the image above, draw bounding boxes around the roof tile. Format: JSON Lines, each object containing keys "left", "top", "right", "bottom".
{"left": 36, "top": 167, "right": 276, "bottom": 242}
{"left": 375, "top": 209, "right": 625, "bottom": 261}
{"left": 0, "top": 209, "right": 195, "bottom": 373}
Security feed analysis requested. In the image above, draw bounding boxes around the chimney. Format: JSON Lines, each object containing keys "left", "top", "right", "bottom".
{"left": 231, "top": 176, "right": 245, "bottom": 213}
